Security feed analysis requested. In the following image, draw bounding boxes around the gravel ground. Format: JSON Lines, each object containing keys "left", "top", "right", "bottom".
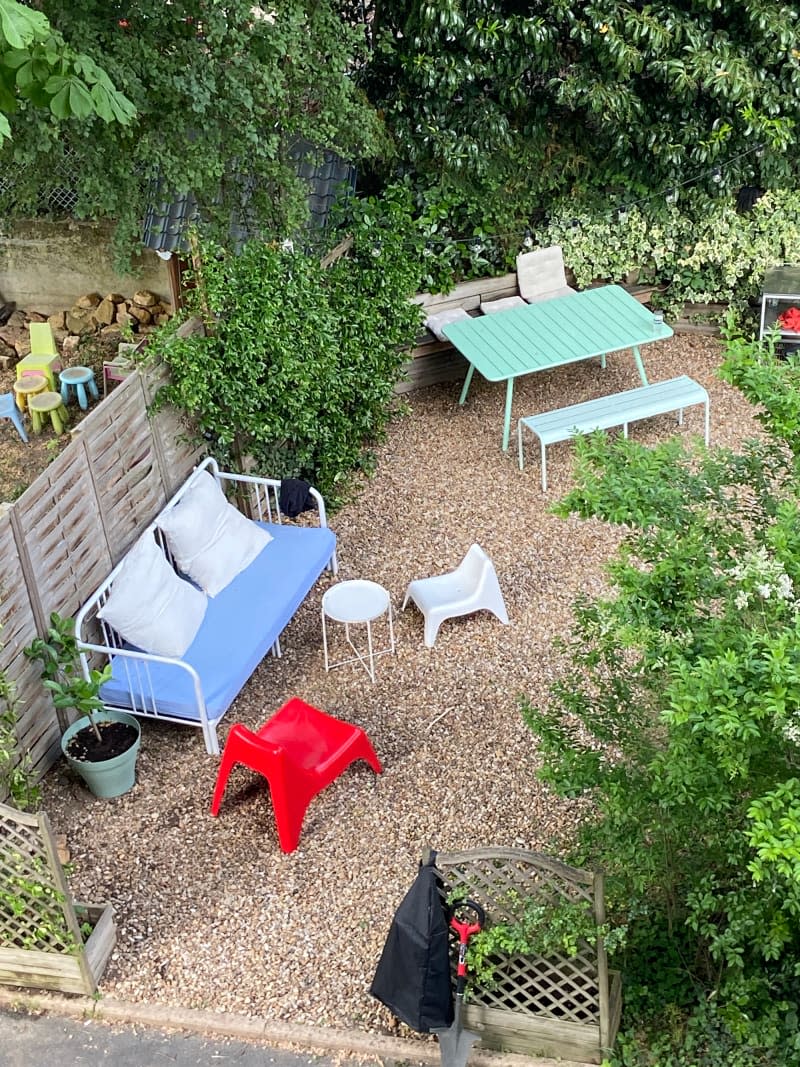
{"left": 37, "top": 333, "right": 758, "bottom": 1037}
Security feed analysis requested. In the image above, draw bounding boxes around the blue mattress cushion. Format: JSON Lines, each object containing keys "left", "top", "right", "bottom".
{"left": 100, "top": 521, "right": 335, "bottom": 723}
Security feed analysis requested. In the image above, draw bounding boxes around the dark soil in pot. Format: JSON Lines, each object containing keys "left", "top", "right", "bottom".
{"left": 66, "top": 721, "right": 139, "bottom": 762}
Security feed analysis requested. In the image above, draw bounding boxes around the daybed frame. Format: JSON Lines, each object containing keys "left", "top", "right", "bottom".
{"left": 75, "top": 457, "right": 337, "bottom": 756}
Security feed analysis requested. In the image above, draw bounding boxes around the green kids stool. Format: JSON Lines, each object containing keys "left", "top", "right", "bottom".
{"left": 28, "top": 391, "right": 69, "bottom": 435}
{"left": 16, "top": 322, "right": 62, "bottom": 389}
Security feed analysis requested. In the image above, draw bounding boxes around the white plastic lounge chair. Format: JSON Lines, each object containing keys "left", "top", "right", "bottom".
{"left": 401, "top": 543, "right": 509, "bottom": 647}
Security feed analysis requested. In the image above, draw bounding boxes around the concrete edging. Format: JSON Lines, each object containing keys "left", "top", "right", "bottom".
{"left": 0, "top": 987, "right": 591, "bottom": 1067}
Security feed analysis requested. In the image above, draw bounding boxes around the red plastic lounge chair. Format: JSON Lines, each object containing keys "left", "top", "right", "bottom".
{"left": 210, "top": 697, "right": 382, "bottom": 852}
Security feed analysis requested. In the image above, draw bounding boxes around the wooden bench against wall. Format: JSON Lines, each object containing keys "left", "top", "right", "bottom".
{"left": 398, "top": 274, "right": 660, "bottom": 394}
{"left": 398, "top": 273, "right": 519, "bottom": 393}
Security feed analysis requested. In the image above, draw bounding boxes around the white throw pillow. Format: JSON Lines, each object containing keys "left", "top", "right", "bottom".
{"left": 156, "top": 472, "right": 273, "bottom": 597}
{"left": 98, "top": 531, "right": 207, "bottom": 657}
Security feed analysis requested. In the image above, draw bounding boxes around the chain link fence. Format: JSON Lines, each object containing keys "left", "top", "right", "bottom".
{"left": 0, "top": 145, "right": 79, "bottom": 215}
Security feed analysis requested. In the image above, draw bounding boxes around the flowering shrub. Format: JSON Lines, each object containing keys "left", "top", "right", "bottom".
{"left": 522, "top": 327, "right": 800, "bottom": 1062}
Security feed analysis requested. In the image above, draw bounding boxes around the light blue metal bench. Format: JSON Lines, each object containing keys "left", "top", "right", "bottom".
{"left": 517, "top": 375, "right": 710, "bottom": 490}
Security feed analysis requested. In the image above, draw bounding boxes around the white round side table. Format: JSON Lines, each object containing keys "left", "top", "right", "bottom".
{"left": 321, "top": 579, "right": 396, "bottom": 682}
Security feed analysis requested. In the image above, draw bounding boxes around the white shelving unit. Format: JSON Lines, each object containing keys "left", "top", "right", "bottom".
{"left": 760, "top": 266, "right": 800, "bottom": 353}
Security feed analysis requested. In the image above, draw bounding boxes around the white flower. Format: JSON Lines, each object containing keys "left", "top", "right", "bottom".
{"left": 778, "top": 573, "right": 794, "bottom": 600}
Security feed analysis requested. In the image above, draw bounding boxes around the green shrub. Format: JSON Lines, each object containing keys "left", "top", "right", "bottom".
{"left": 523, "top": 329, "right": 800, "bottom": 1061}
{"left": 147, "top": 228, "right": 424, "bottom": 504}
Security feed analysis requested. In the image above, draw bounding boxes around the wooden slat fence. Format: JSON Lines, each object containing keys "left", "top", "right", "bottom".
{"left": 0, "top": 369, "right": 202, "bottom": 791}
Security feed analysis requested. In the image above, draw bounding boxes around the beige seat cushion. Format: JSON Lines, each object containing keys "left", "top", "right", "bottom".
{"left": 517, "top": 246, "right": 577, "bottom": 303}
{"left": 425, "top": 307, "right": 470, "bottom": 340}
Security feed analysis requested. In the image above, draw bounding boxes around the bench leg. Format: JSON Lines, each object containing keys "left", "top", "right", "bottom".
{"left": 518, "top": 421, "right": 525, "bottom": 471}
{"left": 541, "top": 440, "right": 547, "bottom": 492}
{"left": 623, "top": 423, "right": 629, "bottom": 438}
{"left": 677, "top": 406, "right": 684, "bottom": 426}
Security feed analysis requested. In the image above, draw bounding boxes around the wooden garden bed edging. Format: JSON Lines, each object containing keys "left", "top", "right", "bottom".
{"left": 430, "top": 846, "right": 621, "bottom": 1065}
{"left": 0, "top": 802, "right": 116, "bottom": 994}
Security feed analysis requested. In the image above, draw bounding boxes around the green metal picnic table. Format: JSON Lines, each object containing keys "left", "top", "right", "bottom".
{"left": 442, "top": 284, "right": 673, "bottom": 450}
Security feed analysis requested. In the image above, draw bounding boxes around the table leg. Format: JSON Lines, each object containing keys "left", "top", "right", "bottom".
{"left": 632, "top": 346, "right": 649, "bottom": 385}
{"left": 321, "top": 607, "right": 330, "bottom": 671}
{"left": 458, "top": 364, "right": 476, "bottom": 405}
{"left": 387, "top": 602, "right": 396, "bottom": 655}
{"left": 366, "top": 620, "right": 376, "bottom": 683}
{"left": 502, "top": 378, "right": 514, "bottom": 451}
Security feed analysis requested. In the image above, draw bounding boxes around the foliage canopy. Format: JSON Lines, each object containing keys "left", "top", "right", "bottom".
{"left": 0, "top": 0, "right": 134, "bottom": 142}
{"left": 1, "top": 1, "right": 386, "bottom": 256}
{"left": 364, "top": 0, "right": 796, "bottom": 202}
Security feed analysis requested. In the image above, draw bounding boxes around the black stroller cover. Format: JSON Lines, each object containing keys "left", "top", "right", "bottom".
{"left": 370, "top": 852, "right": 454, "bottom": 1033}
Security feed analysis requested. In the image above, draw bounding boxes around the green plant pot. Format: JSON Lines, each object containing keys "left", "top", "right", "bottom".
{"left": 60, "top": 710, "right": 141, "bottom": 798}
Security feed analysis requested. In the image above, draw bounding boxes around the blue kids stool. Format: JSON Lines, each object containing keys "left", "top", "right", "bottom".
{"left": 59, "top": 366, "right": 100, "bottom": 411}
{"left": 0, "top": 391, "right": 29, "bottom": 442}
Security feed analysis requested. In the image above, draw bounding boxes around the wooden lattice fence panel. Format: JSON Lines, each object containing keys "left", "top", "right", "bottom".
{"left": 0, "top": 512, "right": 59, "bottom": 785}
{"left": 0, "top": 802, "right": 114, "bottom": 993}
{"left": 77, "top": 373, "right": 171, "bottom": 564}
{"left": 12, "top": 444, "right": 113, "bottom": 626}
{"left": 139, "top": 355, "right": 205, "bottom": 499}
{"left": 1, "top": 356, "right": 202, "bottom": 785}
{"left": 433, "top": 846, "right": 621, "bottom": 1064}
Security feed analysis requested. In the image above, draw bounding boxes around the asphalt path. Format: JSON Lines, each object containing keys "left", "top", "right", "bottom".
{"left": 0, "top": 1008, "right": 339, "bottom": 1067}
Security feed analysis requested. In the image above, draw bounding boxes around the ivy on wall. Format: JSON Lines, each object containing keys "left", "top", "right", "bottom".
{"left": 539, "top": 188, "right": 800, "bottom": 318}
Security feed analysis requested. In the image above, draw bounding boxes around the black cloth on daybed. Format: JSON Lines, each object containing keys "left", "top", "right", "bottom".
{"left": 279, "top": 478, "right": 313, "bottom": 518}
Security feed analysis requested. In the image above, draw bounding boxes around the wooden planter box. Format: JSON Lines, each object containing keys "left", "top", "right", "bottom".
{"left": 0, "top": 901, "right": 116, "bottom": 995}
{"left": 463, "top": 968, "right": 622, "bottom": 1064}
{"left": 1, "top": 803, "right": 116, "bottom": 995}
{"left": 433, "top": 847, "right": 621, "bottom": 1065}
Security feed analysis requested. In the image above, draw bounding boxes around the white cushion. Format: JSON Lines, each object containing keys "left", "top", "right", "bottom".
{"left": 480, "top": 296, "right": 526, "bottom": 314}
{"left": 425, "top": 307, "right": 470, "bottom": 341}
{"left": 156, "top": 472, "right": 273, "bottom": 597}
{"left": 98, "top": 531, "right": 207, "bottom": 657}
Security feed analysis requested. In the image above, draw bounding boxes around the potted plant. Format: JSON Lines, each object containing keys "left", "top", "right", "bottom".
{"left": 24, "top": 612, "right": 141, "bottom": 798}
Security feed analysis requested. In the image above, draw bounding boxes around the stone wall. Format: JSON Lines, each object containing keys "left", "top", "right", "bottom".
{"left": 0, "top": 219, "right": 170, "bottom": 315}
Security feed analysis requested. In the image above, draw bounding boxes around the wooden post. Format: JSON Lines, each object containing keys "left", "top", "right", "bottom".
{"left": 594, "top": 869, "right": 611, "bottom": 1053}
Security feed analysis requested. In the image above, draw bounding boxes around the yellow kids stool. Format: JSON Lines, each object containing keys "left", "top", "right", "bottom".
{"left": 13, "top": 371, "right": 48, "bottom": 411}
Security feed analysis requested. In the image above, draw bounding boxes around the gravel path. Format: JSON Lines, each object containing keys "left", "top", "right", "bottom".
{"left": 40, "top": 333, "right": 757, "bottom": 1036}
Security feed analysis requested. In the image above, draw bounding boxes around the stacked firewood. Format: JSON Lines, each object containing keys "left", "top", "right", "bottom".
{"left": 0, "top": 290, "right": 173, "bottom": 369}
